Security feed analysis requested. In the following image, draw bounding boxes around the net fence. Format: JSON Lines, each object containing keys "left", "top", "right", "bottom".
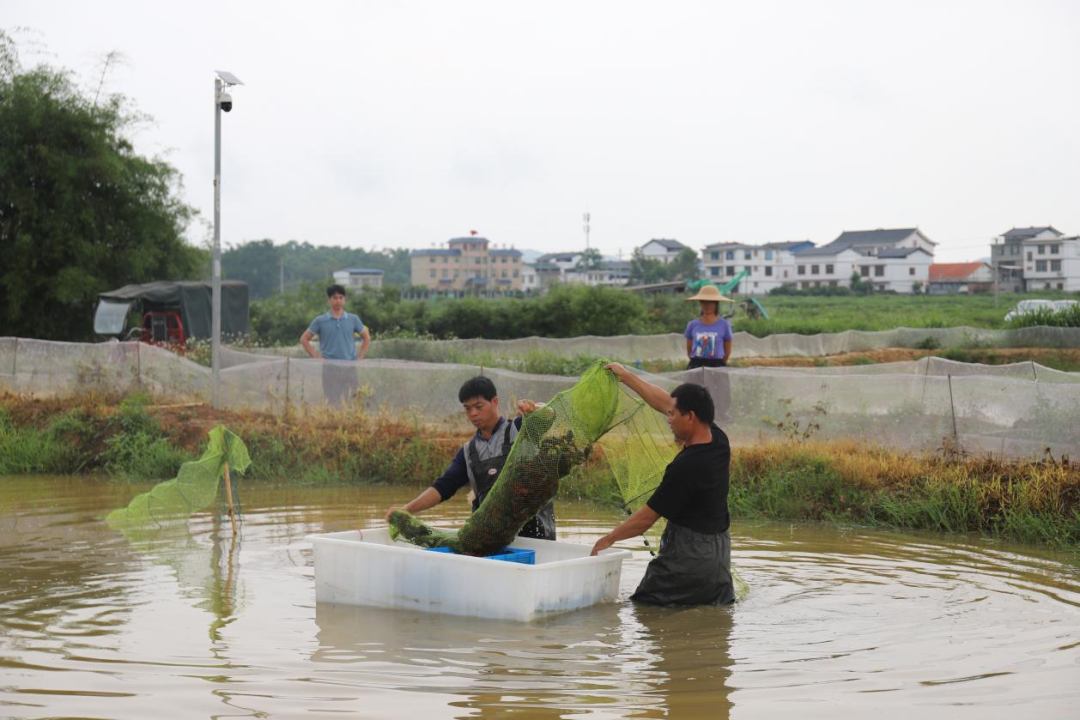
{"left": 3, "top": 337, "right": 1079, "bottom": 459}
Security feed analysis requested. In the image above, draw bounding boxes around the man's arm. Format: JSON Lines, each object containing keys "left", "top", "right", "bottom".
{"left": 386, "top": 487, "right": 441, "bottom": 521}
{"left": 358, "top": 326, "right": 371, "bottom": 361}
{"left": 386, "top": 447, "right": 469, "bottom": 520}
{"left": 605, "top": 362, "right": 673, "bottom": 415}
{"left": 590, "top": 505, "right": 661, "bottom": 555}
{"left": 300, "top": 329, "right": 321, "bottom": 359}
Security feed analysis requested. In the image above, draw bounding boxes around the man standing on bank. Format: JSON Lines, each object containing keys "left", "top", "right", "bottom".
{"left": 387, "top": 376, "right": 556, "bottom": 540}
{"left": 300, "top": 284, "right": 371, "bottom": 406}
{"left": 591, "top": 363, "right": 735, "bottom": 606}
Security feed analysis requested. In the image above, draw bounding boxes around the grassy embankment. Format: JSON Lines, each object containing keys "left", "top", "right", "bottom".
{"left": 2, "top": 392, "right": 1078, "bottom": 548}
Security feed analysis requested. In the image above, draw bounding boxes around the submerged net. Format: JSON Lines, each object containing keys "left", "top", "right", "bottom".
{"left": 389, "top": 363, "right": 644, "bottom": 555}
{"left": 106, "top": 425, "right": 250, "bottom": 529}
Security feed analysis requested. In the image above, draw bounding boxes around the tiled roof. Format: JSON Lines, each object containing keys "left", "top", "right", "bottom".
{"left": 645, "top": 239, "right": 687, "bottom": 251}
{"left": 490, "top": 248, "right": 522, "bottom": 256}
{"left": 1002, "top": 226, "right": 1062, "bottom": 240}
{"left": 930, "top": 262, "right": 989, "bottom": 280}
{"left": 412, "top": 249, "right": 462, "bottom": 256}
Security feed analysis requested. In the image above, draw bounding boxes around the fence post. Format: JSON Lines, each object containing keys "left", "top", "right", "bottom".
{"left": 947, "top": 373, "right": 959, "bottom": 445}
{"left": 1030, "top": 360, "right": 1038, "bottom": 382}
{"left": 12, "top": 337, "right": 17, "bottom": 390}
{"left": 284, "top": 357, "right": 290, "bottom": 421}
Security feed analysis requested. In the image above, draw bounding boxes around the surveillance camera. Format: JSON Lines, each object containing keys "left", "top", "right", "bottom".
{"left": 219, "top": 91, "right": 233, "bottom": 112}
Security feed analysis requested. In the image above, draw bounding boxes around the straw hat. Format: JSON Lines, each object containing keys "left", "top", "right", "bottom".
{"left": 686, "top": 284, "right": 733, "bottom": 302}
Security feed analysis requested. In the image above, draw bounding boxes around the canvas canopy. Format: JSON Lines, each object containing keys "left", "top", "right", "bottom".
{"left": 96, "top": 281, "right": 249, "bottom": 340}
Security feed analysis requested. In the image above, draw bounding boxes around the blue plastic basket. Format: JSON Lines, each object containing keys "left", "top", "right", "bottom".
{"left": 425, "top": 546, "right": 536, "bottom": 565}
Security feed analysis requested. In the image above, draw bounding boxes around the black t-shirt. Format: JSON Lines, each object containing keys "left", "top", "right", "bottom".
{"left": 646, "top": 425, "right": 731, "bottom": 534}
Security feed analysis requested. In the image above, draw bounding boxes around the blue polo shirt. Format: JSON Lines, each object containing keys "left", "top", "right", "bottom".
{"left": 307, "top": 312, "right": 365, "bottom": 360}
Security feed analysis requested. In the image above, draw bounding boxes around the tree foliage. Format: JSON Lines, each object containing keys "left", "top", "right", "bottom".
{"left": 0, "top": 32, "right": 205, "bottom": 340}
{"left": 628, "top": 246, "right": 701, "bottom": 285}
{"left": 222, "top": 239, "right": 411, "bottom": 298}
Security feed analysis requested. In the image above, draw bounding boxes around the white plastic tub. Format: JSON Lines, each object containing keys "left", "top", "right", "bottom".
{"left": 306, "top": 528, "right": 632, "bottom": 622}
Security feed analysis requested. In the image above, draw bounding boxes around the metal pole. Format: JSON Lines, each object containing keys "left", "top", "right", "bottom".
{"left": 212, "top": 77, "right": 222, "bottom": 409}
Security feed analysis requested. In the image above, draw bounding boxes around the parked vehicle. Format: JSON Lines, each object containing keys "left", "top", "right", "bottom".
{"left": 1004, "top": 298, "right": 1079, "bottom": 323}
{"left": 94, "top": 281, "right": 249, "bottom": 351}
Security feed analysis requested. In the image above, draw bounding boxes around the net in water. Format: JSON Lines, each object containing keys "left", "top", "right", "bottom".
{"left": 106, "top": 425, "right": 250, "bottom": 529}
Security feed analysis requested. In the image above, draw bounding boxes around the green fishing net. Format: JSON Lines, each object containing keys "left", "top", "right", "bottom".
{"left": 106, "top": 425, "right": 250, "bottom": 529}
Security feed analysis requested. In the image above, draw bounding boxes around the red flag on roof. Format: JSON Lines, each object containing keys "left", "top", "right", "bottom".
{"left": 470, "top": 230, "right": 478, "bottom": 235}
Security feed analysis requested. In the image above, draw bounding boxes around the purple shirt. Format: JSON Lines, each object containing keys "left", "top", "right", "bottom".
{"left": 684, "top": 318, "right": 733, "bottom": 359}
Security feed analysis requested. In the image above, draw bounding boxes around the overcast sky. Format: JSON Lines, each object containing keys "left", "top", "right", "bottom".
{"left": 6, "top": 0, "right": 1079, "bottom": 262}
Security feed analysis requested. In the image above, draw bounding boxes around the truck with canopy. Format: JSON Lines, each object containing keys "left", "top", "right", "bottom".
{"left": 94, "top": 281, "right": 249, "bottom": 349}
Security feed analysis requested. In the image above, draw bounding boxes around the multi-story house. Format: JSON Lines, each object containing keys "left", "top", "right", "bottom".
{"left": 700, "top": 240, "right": 815, "bottom": 294}
{"left": 409, "top": 236, "right": 522, "bottom": 296}
{"left": 790, "top": 228, "right": 934, "bottom": 293}
{"left": 639, "top": 239, "right": 689, "bottom": 264}
{"left": 331, "top": 268, "right": 384, "bottom": 291}
{"left": 1021, "top": 233, "right": 1080, "bottom": 292}
{"left": 991, "top": 227, "right": 1064, "bottom": 293}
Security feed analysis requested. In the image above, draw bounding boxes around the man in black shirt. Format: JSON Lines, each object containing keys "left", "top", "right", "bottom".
{"left": 591, "top": 363, "right": 735, "bottom": 606}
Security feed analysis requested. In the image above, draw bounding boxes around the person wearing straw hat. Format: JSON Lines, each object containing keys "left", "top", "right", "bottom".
{"left": 683, "top": 284, "right": 734, "bottom": 370}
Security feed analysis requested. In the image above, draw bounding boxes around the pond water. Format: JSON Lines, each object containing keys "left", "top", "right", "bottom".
{"left": 1, "top": 476, "right": 1078, "bottom": 719}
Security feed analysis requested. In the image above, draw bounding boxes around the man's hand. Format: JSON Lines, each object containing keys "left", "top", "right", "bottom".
{"left": 605, "top": 362, "right": 630, "bottom": 382}
{"left": 517, "top": 399, "right": 540, "bottom": 415}
{"left": 385, "top": 506, "right": 399, "bottom": 522}
{"left": 590, "top": 534, "right": 615, "bottom": 556}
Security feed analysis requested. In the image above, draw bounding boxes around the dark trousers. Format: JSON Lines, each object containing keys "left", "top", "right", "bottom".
{"left": 322, "top": 362, "right": 358, "bottom": 407}
{"left": 631, "top": 522, "right": 735, "bottom": 607}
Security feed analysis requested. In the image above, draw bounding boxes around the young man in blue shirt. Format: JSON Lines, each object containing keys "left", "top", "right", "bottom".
{"left": 300, "top": 284, "right": 371, "bottom": 406}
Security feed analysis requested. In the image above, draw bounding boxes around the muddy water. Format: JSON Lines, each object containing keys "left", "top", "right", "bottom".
{"left": 1, "top": 477, "right": 1078, "bottom": 719}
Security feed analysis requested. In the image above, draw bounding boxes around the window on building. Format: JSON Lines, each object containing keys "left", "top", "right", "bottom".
{"left": 1051, "top": 260, "right": 1062, "bottom": 272}
{"left": 1027, "top": 252, "right": 1033, "bottom": 261}
{"left": 430, "top": 256, "right": 436, "bottom": 263}
{"left": 1036, "top": 260, "right": 1047, "bottom": 272}
{"left": 765, "top": 250, "right": 773, "bottom": 260}
{"left": 830, "top": 280, "right": 838, "bottom": 287}
{"left": 860, "top": 265, "right": 870, "bottom": 277}
{"left": 475, "top": 257, "right": 482, "bottom": 264}
{"left": 1058, "top": 283, "right": 1064, "bottom": 290}
{"left": 1038, "top": 245, "right": 1045, "bottom": 255}
{"left": 430, "top": 269, "right": 436, "bottom": 278}
{"left": 744, "top": 250, "right": 751, "bottom": 260}
{"left": 811, "top": 264, "right": 820, "bottom": 274}
{"left": 513, "top": 269, "right": 519, "bottom": 278}
{"left": 442, "top": 256, "right": 448, "bottom": 263}
{"left": 765, "top": 266, "right": 773, "bottom": 276}
{"left": 874, "top": 265, "right": 884, "bottom": 277}
{"left": 726, "top": 251, "right": 734, "bottom": 260}
{"left": 726, "top": 267, "right": 735, "bottom": 277}
{"left": 711, "top": 267, "right": 720, "bottom": 277}
{"left": 1051, "top": 245, "right": 1060, "bottom": 255}
{"left": 825, "top": 264, "right": 834, "bottom": 274}
{"left": 797, "top": 265, "right": 806, "bottom": 275}
{"left": 783, "top": 270, "right": 788, "bottom": 278}
{"left": 442, "top": 269, "right": 448, "bottom": 278}
{"left": 909, "top": 267, "right": 915, "bottom": 276}
{"left": 710, "top": 252, "right": 719, "bottom": 261}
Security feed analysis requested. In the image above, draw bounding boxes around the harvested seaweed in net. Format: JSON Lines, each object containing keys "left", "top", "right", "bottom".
{"left": 389, "top": 362, "right": 641, "bottom": 555}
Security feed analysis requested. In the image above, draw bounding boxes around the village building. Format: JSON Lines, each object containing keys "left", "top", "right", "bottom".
{"left": 789, "top": 228, "right": 935, "bottom": 293}
{"left": 700, "top": 240, "right": 815, "bottom": 294}
{"left": 927, "top": 262, "right": 993, "bottom": 294}
{"left": 409, "top": 236, "right": 522, "bottom": 296}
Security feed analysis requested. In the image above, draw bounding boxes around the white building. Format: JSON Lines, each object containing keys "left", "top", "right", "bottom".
{"left": 332, "top": 268, "right": 384, "bottom": 290}
{"left": 700, "top": 240, "right": 815, "bottom": 294}
{"left": 639, "top": 239, "right": 688, "bottom": 264}
{"left": 790, "top": 228, "right": 935, "bottom": 293}
{"left": 520, "top": 263, "right": 540, "bottom": 294}
{"left": 1021, "top": 234, "right": 1080, "bottom": 292}
{"left": 991, "top": 227, "right": 1063, "bottom": 293}
{"left": 562, "top": 260, "right": 632, "bottom": 287}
